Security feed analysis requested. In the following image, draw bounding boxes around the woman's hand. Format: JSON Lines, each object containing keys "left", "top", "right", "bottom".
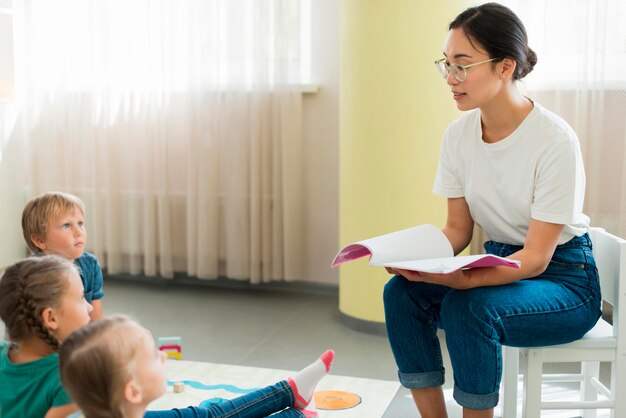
{"left": 385, "top": 266, "right": 400, "bottom": 275}
{"left": 394, "top": 268, "right": 474, "bottom": 290}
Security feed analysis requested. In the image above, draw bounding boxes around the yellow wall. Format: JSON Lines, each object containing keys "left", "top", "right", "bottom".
{"left": 339, "top": 1, "right": 469, "bottom": 323}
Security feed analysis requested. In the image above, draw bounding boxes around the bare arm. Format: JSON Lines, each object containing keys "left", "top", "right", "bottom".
{"left": 44, "top": 403, "right": 79, "bottom": 418}
{"left": 462, "top": 218, "right": 563, "bottom": 287}
{"left": 441, "top": 197, "right": 474, "bottom": 255}
{"left": 90, "top": 299, "right": 103, "bottom": 321}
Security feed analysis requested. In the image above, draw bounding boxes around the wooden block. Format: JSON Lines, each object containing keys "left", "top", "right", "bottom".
{"left": 166, "top": 351, "right": 182, "bottom": 360}
{"left": 159, "top": 344, "right": 182, "bottom": 352}
{"left": 173, "top": 382, "right": 185, "bottom": 393}
{"left": 158, "top": 336, "right": 182, "bottom": 346}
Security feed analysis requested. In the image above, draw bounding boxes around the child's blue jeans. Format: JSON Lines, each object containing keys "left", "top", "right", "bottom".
{"left": 145, "top": 380, "right": 303, "bottom": 417}
{"left": 383, "top": 233, "right": 602, "bottom": 410}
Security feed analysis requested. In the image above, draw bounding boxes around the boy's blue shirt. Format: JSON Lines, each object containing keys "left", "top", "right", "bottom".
{"left": 74, "top": 251, "right": 105, "bottom": 303}
{"left": 34, "top": 251, "right": 104, "bottom": 303}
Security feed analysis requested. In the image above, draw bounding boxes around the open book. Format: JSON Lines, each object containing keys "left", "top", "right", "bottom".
{"left": 331, "top": 224, "right": 521, "bottom": 274}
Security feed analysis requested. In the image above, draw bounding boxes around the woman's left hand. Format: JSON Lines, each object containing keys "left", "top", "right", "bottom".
{"left": 394, "top": 268, "right": 473, "bottom": 290}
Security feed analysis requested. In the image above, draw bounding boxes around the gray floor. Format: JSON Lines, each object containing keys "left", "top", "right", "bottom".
{"left": 101, "top": 277, "right": 419, "bottom": 417}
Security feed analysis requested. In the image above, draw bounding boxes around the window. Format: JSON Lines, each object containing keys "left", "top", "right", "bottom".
{"left": 502, "top": 0, "right": 626, "bottom": 89}
{"left": 15, "top": 0, "right": 311, "bottom": 93}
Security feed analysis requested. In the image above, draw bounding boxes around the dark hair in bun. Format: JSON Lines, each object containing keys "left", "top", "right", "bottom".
{"left": 450, "top": 2, "right": 537, "bottom": 80}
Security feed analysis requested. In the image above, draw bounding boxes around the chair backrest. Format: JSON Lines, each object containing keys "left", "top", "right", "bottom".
{"left": 588, "top": 227, "right": 626, "bottom": 338}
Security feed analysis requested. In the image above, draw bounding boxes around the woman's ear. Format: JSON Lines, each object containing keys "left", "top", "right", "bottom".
{"left": 500, "top": 58, "right": 517, "bottom": 79}
{"left": 123, "top": 380, "right": 143, "bottom": 404}
{"left": 41, "top": 307, "right": 59, "bottom": 331}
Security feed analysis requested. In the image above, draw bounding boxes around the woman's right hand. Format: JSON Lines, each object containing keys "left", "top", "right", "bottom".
{"left": 385, "top": 267, "right": 400, "bottom": 275}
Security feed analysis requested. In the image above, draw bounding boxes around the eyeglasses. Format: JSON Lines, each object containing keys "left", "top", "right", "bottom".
{"left": 434, "top": 57, "right": 501, "bottom": 82}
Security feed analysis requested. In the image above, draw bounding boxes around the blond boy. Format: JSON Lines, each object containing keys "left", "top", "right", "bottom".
{"left": 21, "top": 191, "right": 103, "bottom": 320}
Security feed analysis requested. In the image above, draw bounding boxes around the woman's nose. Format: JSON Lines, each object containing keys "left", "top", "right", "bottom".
{"left": 446, "top": 70, "right": 458, "bottom": 85}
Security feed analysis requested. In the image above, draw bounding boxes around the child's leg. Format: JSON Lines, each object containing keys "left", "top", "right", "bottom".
{"left": 145, "top": 351, "right": 334, "bottom": 418}
{"left": 146, "top": 381, "right": 294, "bottom": 418}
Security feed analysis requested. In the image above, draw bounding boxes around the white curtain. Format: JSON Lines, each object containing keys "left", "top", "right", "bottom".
{"left": 11, "top": 0, "right": 306, "bottom": 282}
{"left": 472, "top": 0, "right": 626, "bottom": 253}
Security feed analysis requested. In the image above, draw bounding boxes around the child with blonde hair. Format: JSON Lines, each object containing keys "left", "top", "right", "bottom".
{"left": 60, "top": 315, "right": 334, "bottom": 418}
{"left": 22, "top": 191, "right": 104, "bottom": 320}
{"left": 0, "top": 256, "right": 93, "bottom": 418}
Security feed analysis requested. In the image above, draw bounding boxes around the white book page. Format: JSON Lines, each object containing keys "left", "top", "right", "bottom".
{"left": 378, "top": 254, "right": 520, "bottom": 274}
{"left": 358, "top": 224, "right": 453, "bottom": 264}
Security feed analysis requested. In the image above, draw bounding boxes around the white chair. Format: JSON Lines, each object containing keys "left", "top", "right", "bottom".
{"left": 501, "top": 227, "right": 626, "bottom": 418}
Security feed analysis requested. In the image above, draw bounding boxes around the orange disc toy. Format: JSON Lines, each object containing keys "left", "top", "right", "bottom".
{"left": 314, "top": 390, "right": 362, "bottom": 410}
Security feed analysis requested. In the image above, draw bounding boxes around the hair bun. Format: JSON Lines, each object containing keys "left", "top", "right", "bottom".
{"left": 520, "top": 48, "right": 537, "bottom": 78}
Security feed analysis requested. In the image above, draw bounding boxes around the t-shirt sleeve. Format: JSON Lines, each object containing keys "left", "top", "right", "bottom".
{"left": 91, "top": 258, "right": 105, "bottom": 300}
{"left": 432, "top": 126, "right": 465, "bottom": 198}
{"left": 77, "top": 253, "right": 105, "bottom": 302}
{"left": 50, "top": 380, "right": 73, "bottom": 407}
{"left": 531, "top": 136, "right": 586, "bottom": 224}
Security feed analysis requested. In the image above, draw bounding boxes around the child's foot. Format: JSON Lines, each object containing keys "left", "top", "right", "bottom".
{"left": 298, "top": 395, "right": 319, "bottom": 418}
{"left": 288, "top": 349, "right": 334, "bottom": 408}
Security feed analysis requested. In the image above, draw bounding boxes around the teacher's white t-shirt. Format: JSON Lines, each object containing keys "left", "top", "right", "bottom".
{"left": 433, "top": 102, "right": 589, "bottom": 245}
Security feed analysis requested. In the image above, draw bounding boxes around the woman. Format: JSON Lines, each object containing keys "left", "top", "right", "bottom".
{"left": 383, "top": 3, "right": 601, "bottom": 418}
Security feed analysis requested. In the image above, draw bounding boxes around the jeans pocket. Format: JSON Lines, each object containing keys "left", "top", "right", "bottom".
{"left": 547, "top": 246, "right": 587, "bottom": 271}
{"left": 547, "top": 259, "right": 586, "bottom": 271}
{"left": 543, "top": 246, "right": 599, "bottom": 301}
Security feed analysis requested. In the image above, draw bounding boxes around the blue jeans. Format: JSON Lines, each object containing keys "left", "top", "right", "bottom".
{"left": 383, "top": 233, "right": 602, "bottom": 410}
{"left": 145, "top": 380, "right": 303, "bottom": 418}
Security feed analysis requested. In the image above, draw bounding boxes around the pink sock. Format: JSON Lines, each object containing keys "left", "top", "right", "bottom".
{"left": 288, "top": 349, "right": 334, "bottom": 408}
{"left": 298, "top": 395, "right": 319, "bottom": 418}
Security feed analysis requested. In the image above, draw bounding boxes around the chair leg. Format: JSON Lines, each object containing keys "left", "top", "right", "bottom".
{"left": 612, "top": 358, "right": 626, "bottom": 418}
{"left": 523, "top": 349, "right": 543, "bottom": 418}
{"left": 502, "top": 346, "right": 519, "bottom": 418}
{"left": 581, "top": 361, "right": 599, "bottom": 418}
